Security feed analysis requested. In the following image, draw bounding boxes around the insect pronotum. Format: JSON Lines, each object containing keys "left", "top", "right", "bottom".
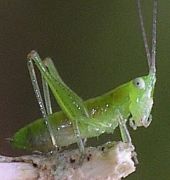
{"left": 11, "top": 0, "right": 157, "bottom": 154}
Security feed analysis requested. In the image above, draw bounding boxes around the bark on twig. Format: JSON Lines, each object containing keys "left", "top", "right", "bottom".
{"left": 0, "top": 142, "right": 136, "bottom": 180}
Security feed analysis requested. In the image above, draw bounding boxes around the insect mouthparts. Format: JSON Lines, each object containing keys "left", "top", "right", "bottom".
{"left": 141, "top": 114, "right": 152, "bottom": 128}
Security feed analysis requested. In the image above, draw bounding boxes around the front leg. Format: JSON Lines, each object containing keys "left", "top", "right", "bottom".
{"left": 118, "top": 113, "right": 131, "bottom": 143}
{"left": 117, "top": 111, "right": 138, "bottom": 164}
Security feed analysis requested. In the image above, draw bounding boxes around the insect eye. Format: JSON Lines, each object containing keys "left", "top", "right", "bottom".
{"left": 133, "top": 78, "right": 145, "bottom": 89}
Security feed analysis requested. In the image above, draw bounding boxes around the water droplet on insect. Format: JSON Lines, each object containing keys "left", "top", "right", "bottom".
{"left": 72, "top": 101, "right": 81, "bottom": 110}
{"left": 61, "top": 124, "right": 67, "bottom": 128}
{"left": 91, "top": 108, "right": 96, "bottom": 115}
{"left": 108, "top": 123, "right": 112, "bottom": 127}
{"left": 95, "top": 128, "right": 99, "bottom": 132}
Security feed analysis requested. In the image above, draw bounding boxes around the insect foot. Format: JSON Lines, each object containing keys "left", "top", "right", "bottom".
{"left": 131, "top": 145, "right": 139, "bottom": 165}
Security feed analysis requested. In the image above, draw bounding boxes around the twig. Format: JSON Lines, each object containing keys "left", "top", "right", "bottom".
{"left": 0, "top": 142, "right": 136, "bottom": 180}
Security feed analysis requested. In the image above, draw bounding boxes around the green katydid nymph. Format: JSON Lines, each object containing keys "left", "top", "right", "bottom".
{"left": 11, "top": 0, "right": 157, "bottom": 154}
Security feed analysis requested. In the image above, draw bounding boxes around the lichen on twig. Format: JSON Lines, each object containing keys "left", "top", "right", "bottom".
{"left": 0, "top": 141, "right": 135, "bottom": 180}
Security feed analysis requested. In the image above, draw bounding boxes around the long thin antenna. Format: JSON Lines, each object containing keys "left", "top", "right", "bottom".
{"left": 137, "top": 0, "right": 158, "bottom": 73}
{"left": 151, "top": 0, "right": 157, "bottom": 73}
{"left": 137, "top": 0, "right": 151, "bottom": 68}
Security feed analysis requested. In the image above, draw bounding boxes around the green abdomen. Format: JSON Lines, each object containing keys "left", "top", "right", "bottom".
{"left": 12, "top": 86, "right": 130, "bottom": 152}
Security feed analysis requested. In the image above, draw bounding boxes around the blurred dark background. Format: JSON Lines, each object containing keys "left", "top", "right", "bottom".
{"left": 0, "top": 0, "right": 170, "bottom": 179}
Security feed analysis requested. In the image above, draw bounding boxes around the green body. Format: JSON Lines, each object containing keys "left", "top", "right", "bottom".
{"left": 12, "top": 71, "right": 156, "bottom": 152}
{"left": 11, "top": 0, "right": 157, "bottom": 155}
